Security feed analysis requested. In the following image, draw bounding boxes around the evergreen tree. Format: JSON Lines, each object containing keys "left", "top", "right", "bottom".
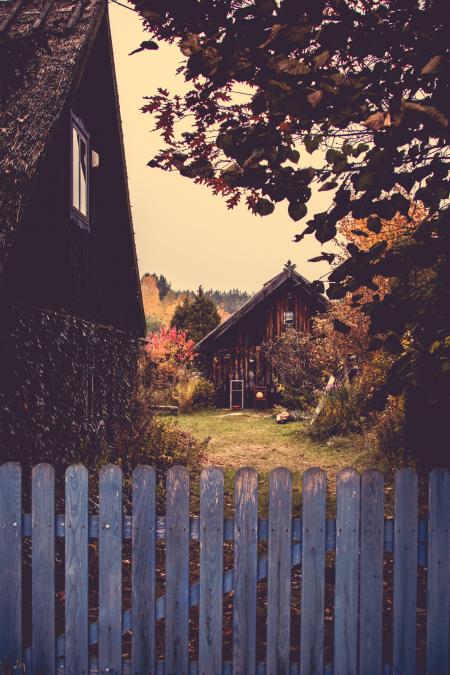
{"left": 150, "top": 273, "right": 172, "bottom": 300}
{"left": 171, "top": 286, "right": 220, "bottom": 344}
{"left": 156, "top": 274, "right": 171, "bottom": 300}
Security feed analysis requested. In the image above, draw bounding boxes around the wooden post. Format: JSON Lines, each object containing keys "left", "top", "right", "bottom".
{"left": 132, "top": 465, "right": 156, "bottom": 675}
{"left": 199, "top": 468, "right": 224, "bottom": 675}
{"left": 65, "top": 464, "right": 89, "bottom": 675}
{"left": 426, "top": 469, "right": 450, "bottom": 674}
{"left": 99, "top": 465, "right": 123, "bottom": 674}
{"left": 165, "top": 466, "right": 190, "bottom": 675}
{"left": 300, "top": 468, "right": 326, "bottom": 675}
{"left": 0, "top": 462, "right": 22, "bottom": 672}
{"left": 359, "top": 470, "right": 384, "bottom": 675}
{"left": 32, "top": 463, "right": 56, "bottom": 675}
{"left": 334, "top": 468, "right": 360, "bottom": 675}
{"left": 233, "top": 468, "right": 258, "bottom": 675}
{"left": 393, "top": 468, "right": 418, "bottom": 675}
{"left": 267, "top": 467, "right": 292, "bottom": 675}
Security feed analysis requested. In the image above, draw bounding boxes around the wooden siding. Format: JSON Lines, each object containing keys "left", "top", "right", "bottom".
{"left": 204, "top": 279, "right": 314, "bottom": 407}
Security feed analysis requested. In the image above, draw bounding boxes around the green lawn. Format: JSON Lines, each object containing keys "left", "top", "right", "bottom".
{"left": 175, "top": 409, "right": 394, "bottom": 514}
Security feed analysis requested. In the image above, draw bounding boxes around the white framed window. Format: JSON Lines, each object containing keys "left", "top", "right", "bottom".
{"left": 283, "top": 310, "right": 295, "bottom": 326}
{"left": 71, "top": 115, "right": 89, "bottom": 222}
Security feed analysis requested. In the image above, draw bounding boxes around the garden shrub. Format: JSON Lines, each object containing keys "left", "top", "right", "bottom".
{"left": 263, "top": 328, "right": 323, "bottom": 410}
{"left": 112, "top": 378, "right": 208, "bottom": 495}
{"left": 309, "top": 386, "right": 364, "bottom": 440}
{"left": 369, "top": 395, "right": 406, "bottom": 458}
{"left": 173, "top": 374, "right": 215, "bottom": 413}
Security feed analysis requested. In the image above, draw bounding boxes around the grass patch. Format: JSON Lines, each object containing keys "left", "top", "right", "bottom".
{"left": 174, "top": 409, "right": 394, "bottom": 514}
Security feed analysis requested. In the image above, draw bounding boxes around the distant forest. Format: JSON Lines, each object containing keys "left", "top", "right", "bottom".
{"left": 141, "top": 273, "right": 252, "bottom": 333}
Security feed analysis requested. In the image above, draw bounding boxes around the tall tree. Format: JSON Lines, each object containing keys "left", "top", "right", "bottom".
{"left": 171, "top": 286, "right": 221, "bottom": 343}
{"left": 132, "top": 0, "right": 449, "bottom": 459}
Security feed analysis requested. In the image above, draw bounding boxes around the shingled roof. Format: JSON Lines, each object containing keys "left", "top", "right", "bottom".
{"left": 196, "top": 262, "right": 328, "bottom": 350}
{"left": 0, "top": 0, "right": 106, "bottom": 276}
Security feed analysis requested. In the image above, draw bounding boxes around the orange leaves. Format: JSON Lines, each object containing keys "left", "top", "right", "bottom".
{"left": 307, "top": 90, "right": 323, "bottom": 107}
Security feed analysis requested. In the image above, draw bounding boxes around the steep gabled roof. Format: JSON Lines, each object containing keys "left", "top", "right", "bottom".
{"left": 196, "top": 262, "right": 327, "bottom": 351}
{"left": 0, "top": 0, "right": 145, "bottom": 334}
{"left": 0, "top": 0, "right": 105, "bottom": 276}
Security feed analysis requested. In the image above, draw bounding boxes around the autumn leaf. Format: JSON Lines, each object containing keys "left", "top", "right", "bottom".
{"left": 318, "top": 180, "right": 338, "bottom": 191}
{"left": 421, "top": 55, "right": 443, "bottom": 75}
{"left": 276, "top": 58, "right": 310, "bottom": 76}
{"left": 259, "top": 24, "right": 285, "bottom": 49}
{"left": 255, "top": 198, "right": 275, "bottom": 216}
{"left": 314, "top": 50, "right": 330, "bottom": 68}
{"left": 288, "top": 202, "right": 307, "bottom": 221}
{"left": 129, "top": 40, "right": 159, "bottom": 56}
{"left": 307, "top": 90, "right": 323, "bottom": 107}
{"left": 180, "top": 33, "right": 200, "bottom": 57}
{"left": 363, "top": 111, "right": 387, "bottom": 131}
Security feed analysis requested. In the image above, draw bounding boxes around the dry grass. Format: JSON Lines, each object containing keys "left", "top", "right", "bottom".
{"left": 174, "top": 409, "right": 395, "bottom": 514}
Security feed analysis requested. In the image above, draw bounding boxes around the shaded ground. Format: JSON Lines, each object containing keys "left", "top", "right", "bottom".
{"left": 175, "top": 409, "right": 395, "bottom": 514}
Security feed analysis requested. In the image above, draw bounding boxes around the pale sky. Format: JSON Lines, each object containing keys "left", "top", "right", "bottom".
{"left": 109, "top": 0, "right": 333, "bottom": 292}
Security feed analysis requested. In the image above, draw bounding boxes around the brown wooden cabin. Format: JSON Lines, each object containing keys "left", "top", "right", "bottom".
{"left": 196, "top": 262, "right": 327, "bottom": 408}
{"left": 0, "top": 0, "right": 145, "bottom": 464}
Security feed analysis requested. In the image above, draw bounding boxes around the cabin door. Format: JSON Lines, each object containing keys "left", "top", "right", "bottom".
{"left": 230, "top": 380, "right": 244, "bottom": 410}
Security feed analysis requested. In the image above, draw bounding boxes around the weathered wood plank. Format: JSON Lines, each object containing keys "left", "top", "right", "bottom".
{"left": 334, "top": 468, "right": 360, "bottom": 675}
{"left": 359, "top": 470, "right": 384, "bottom": 675}
{"left": 426, "top": 468, "right": 450, "bottom": 674}
{"left": 300, "top": 468, "right": 326, "bottom": 675}
{"left": 65, "top": 463, "right": 89, "bottom": 675}
{"left": 267, "top": 467, "right": 292, "bottom": 675}
{"left": 165, "top": 466, "right": 190, "bottom": 675}
{"left": 132, "top": 465, "right": 156, "bottom": 675}
{"left": 99, "top": 465, "right": 123, "bottom": 674}
{"left": 0, "top": 462, "right": 22, "bottom": 672}
{"left": 32, "top": 463, "right": 56, "bottom": 675}
{"left": 393, "top": 468, "right": 418, "bottom": 675}
{"left": 233, "top": 468, "right": 258, "bottom": 675}
{"left": 199, "top": 468, "right": 224, "bottom": 675}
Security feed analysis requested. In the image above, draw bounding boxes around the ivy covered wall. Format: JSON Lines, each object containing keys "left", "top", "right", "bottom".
{"left": 0, "top": 302, "right": 142, "bottom": 471}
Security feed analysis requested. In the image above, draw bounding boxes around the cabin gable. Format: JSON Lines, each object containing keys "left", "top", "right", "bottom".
{"left": 0, "top": 1, "right": 145, "bottom": 462}
{"left": 2, "top": 10, "right": 144, "bottom": 335}
{"left": 197, "top": 264, "right": 326, "bottom": 408}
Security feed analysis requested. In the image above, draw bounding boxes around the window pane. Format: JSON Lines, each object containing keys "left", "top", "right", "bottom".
{"left": 79, "top": 136, "right": 87, "bottom": 216}
{"left": 284, "top": 311, "right": 295, "bottom": 325}
{"left": 72, "top": 126, "right": 80, "bottom": 211}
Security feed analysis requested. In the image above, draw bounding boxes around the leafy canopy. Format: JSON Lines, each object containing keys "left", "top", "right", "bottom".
{"left": 132, "top": 0, "right": 449, "bottom": 451}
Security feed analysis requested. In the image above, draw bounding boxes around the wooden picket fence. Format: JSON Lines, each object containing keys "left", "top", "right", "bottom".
{"left": 0, "top": 463, "right": 449, "bottom": 674}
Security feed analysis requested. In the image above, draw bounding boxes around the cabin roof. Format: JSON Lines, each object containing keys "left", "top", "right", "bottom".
{"left": 0, "top": 0, "right": 145, "bottom": 334}
{"left": 196, "top": 263, "right": 327, "bottom": 351}
{"left": 0, "top": 0, "right": 106, "bottom": 275}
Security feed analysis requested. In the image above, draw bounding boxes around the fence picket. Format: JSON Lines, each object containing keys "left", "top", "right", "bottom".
{"left": 199, "top": 468, "right": 224, "bottom": 675}
{"left": 233, "top": 468, "right": 258, "bottom": 675}
{"left": 426, "top": 468, "right": 450, "bottom": 674}
{"left": 166, "top": 466, "right": 190, "bottom": 675}
{"left": 4, "top": 463, "right": 450, "bottom": 673}
{"left": 360, "top": 470, "right": 384, "bottom": 675}
{"left": 65, "top": 463, "right": 89, "bottom": 675}
{"left": 32, "top": 463, "right": 56, "bottom": 675}
{"left": 99, "top": 465, "right": 123, "bottom": 674}
{"left": 393, "top": 468, "right": 418, "bottom": 675}
{"left": 334, "top": 468, "right": 360, "bottom": 675}
{"left": 132, "top": 465, "right": 156, "bottom": 675}
{"left": 267, "top": 467, "right": 292, "bottom": 675}
{"left": 0, "top": 462, "right": 22, "bottom": 672}
{"left": 300, "top": 468, "right": 326, "bottom": 675}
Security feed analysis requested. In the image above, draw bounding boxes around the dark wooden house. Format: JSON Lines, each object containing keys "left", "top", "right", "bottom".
{"left": 196, "top": 262, "right": 327, "bottom": 408}
{"left": 0, "top": 0, "right": 145, "bottom": 464}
